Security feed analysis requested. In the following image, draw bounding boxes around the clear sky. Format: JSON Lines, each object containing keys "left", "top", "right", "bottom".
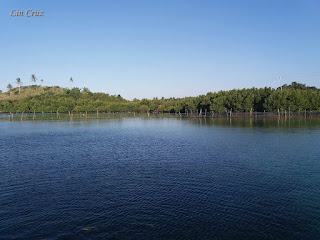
{"left": 1, "top": 0, "right": 320, "bottom": 99}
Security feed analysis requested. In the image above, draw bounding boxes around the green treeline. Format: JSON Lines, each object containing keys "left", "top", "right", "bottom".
{"left": 0, "top": 82, "right": 319, "bottom": 113}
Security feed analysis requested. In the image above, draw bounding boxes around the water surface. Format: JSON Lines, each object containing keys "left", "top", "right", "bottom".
{"left": 0, "top": 118, "right": 320, "bottom": 239}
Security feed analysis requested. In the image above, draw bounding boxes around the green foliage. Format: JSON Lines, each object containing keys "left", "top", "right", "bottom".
{"left": 139, "top": 105, "right": 150, "bottom": 112}
{"left": 0, "top": 83, "right": 319, "bottom": 113}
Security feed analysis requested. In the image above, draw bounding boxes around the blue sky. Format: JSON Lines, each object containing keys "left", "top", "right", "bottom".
{"left": 1, "top": 0, "right": 320, "bottom": 99}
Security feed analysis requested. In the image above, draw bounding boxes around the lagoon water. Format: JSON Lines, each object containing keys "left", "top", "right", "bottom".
{"left": 0, "top": 118, "right": 320, "bottom": 239}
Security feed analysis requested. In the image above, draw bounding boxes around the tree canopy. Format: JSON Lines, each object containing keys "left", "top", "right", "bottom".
{"left": 0, "top": 82, "right": 319, "bottom": 113}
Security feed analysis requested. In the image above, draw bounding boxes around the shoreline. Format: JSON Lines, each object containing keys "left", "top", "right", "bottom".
{"left": 1, "top": 112, "right": 320, "bottom": 121}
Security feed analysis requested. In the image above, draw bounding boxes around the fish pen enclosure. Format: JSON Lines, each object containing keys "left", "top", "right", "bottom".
{"left": 1, "top": 110, "right": 320, "bottom": 121}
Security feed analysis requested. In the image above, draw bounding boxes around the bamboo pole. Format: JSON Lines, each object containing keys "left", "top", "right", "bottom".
{"left": 289, "top": 106, "right": 291, "bottom": 118}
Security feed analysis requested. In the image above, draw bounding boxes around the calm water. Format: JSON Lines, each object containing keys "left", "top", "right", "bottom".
{"left": 0, "top": 118, "right": 320, "bottom": 239}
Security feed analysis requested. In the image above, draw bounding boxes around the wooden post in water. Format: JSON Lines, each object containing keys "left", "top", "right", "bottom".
{"left": 289, "top": 106, "right": 290, "bottom": 117}
{"left": 230, "top": 109, "right": 232, "bottom": 118}
{"left": 97, "top": 110, "right": 99, "bottom": 118}
{"left": 57, "top": 110, "right": 59, "bottom": 119}
{"left": 33, "top": 110, "right": 36, "bottom": 120}
{"left": 285, "top": 110, "right": 287, "bottom": 118}
{"left": 134, "top": 112, "right": 136, "bottom": 118}
{"left": 278, "top": 109, "right": 280, "bottom": 118}
{"left": 305, "top": 109, "right": 307, "bottom": 118}
{"left": 147, "top": 111, "right": 150, "bottom": 118}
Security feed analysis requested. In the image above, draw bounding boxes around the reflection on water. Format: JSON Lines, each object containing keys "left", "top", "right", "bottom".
{"left": 1, "top": 112, "right": 320, "bottom": 129}
{"left": 185, "top": 117, "right": 320, "bottom": 129}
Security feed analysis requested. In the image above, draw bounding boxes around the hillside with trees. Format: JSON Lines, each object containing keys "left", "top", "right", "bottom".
{"left": 0, "top": 82, "right": 319, "bottom": 113}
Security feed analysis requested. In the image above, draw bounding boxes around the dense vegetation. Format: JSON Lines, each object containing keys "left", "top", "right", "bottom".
{"left": 0, "top": 82, "right": 319, "bottom": 113}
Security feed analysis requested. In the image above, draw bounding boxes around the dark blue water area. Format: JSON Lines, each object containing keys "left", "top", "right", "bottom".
{"left": 0, "top": 118, "right": 320, "bottom": 239}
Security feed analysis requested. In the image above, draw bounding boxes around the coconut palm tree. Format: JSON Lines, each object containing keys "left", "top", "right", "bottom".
{"left": 40, "top": 79, "right": 44, "bottom": 92}
{"left": 16, "top": 78, "right": 22, "bottom": 94}
{"left": 7, "top": 84, "right": 12, "bottom": 93}
{"left": 31, "top": 74, "right": 37, "bottom": 84}
{"left": 70, "top": 77, "right": 73, "bottom": 89}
